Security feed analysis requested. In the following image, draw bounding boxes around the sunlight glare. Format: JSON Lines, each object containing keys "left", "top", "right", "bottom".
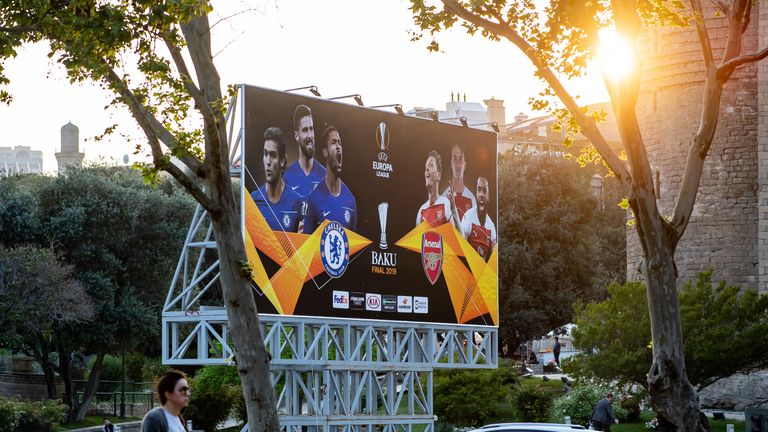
{"left": 597, "top": 28, "right": 635, "bottom": 81}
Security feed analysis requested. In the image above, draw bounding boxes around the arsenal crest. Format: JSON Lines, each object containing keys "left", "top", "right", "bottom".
{"left": 421, "top": 231, "right": 443, "bottom": 285}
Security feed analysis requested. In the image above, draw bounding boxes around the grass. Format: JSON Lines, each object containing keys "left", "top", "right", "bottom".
{"left": 59, "top": 415, "right": 141, "bottom": 430}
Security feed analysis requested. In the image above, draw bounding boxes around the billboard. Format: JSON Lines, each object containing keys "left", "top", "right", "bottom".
{"left": 241, "top": 85, "right": 498, "bottom": 326}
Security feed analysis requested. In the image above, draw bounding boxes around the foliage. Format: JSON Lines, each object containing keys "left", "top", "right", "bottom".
{"left": 125, "top": 353, "right": 147, "bottom": 383}
{"left": 0, "top": 397, "right": 20, "bottom": 432}
{"left": 568, "top": 271, "right": 768, "bottom": 388}
{"left": 498, "top": 152, "right": 626, "bottom": 351}
{"left": 510, "top": 380, "right": 554, "bottom": 422}
{"left": 15, "top": 399, "right": 67, "bottom": 432}
{"left": 433, "top": 359, "right": 517, "bottom": 427}
{"left": 185, "top": 366, "right": 241, "bottom": 432}
{"left": 0, "top": 397, "right": 66, "bottom": 432}
{"left": 679, "top": 271, "right": 768, "bottom": 386}
{"left": 0, "top": 167, "right": 194, "bottom": 421}
{"left": 566, "top": 281, "right": 652, "bottom": 387}
{"left": 88, "top": 354, "right": 123, "bottom": 383}
{"left": 552, "top": 382, "right": 626, "bottom": 426}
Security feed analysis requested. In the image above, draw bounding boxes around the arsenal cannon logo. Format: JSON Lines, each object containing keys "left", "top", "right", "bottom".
{"left": 421, "top": 231, "right": 443, "bottom": 285}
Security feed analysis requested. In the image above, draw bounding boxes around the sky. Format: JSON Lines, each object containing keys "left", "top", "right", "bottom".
{"left": 0, "top": 0, "right": 608, "bottom": 173}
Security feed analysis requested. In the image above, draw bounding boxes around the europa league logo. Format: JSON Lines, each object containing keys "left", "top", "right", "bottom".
{"left": 378, "top": 202, "right": 389, "bottom": 249}
{"left": 375, "top": 122, "right": 390, "bottom": 152}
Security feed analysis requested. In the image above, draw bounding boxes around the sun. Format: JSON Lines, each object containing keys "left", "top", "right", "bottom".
{"left": 597, "top": 28, "right": 635, "bottom": 81}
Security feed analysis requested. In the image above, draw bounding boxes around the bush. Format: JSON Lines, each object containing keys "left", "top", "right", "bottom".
{"left": 0, "top": 397, "right": 65, "bottom": 432}
{"left": 433, "top": 359, "right": 516, "bottom": 427}
{"left": 0, "top": 397, "right": 21, "bottom": 432}
{"left": 552, "top": 383, "right": 626, "bottom": 426}
{"left": 185, "top": 366, "right": 241, "bottom": 431}
{"left": 125, "top": 353, "right": 147, "bottom": 383}
{"left": 510, "top": 381, "right": 553, "bottom": 422}
{"left": 15, "top": 399, "right": 66, "bottom": 432}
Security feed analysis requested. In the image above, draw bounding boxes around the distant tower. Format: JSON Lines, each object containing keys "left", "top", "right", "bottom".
{"left": 55, "top": 122, "right": 84, "bottom": 172}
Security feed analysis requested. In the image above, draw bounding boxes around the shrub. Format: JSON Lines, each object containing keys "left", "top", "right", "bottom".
{"left": 0, "top": 397, "right": 21, "bottom": 432}
{"left": 185, "top": 366, "right": 241, "bottom": 431}
{"left": 0, "top": 397, "right": 65, "bottom": 432}
{"left": 510, "top": 381, "right": 553, "bottom": 422}
{"left": 433, "top": 359, "right": 516, "bottom": 427}
{"left": 15, "top": 399, "right": 66, "bottom": 432}
{"left": 125, "top": 353, "right": 147, "bottom": 383}
{"left": 552, "top": 382, "right": 626, "bottom": 426}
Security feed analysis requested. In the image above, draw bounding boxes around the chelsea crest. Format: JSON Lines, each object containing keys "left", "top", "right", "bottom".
{"left": 321, "top": 221, "right": 350, "bottom": 278}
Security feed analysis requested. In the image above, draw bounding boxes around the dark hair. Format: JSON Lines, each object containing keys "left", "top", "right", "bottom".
{"left": 320, "top": 126, "right": 339, "bottom": 151}
{"left": 606, "top": 392, "right": 614, "bottom": 399}
{"left": 428, "top": 150, "right": 442, "bottom": 176}
{"left": 293, "top": 104, "right": 312, "bottom": 132}
{"left": 157, "top": 370, "right": 187, "bottom": 405}
{"left": 263, "top": 127, "right": 286, "bottom": 162}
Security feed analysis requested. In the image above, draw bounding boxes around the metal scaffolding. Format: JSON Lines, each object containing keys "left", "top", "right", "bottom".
{"left": 162, "top": 85, "right": 498, "bottom": 432}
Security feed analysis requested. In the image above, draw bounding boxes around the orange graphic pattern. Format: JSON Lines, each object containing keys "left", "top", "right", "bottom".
{"left": 395, "top": 222, "right": 498, "bottom": 325}
{"left": 244, "top": 192, "right": 371, "bottom": 314}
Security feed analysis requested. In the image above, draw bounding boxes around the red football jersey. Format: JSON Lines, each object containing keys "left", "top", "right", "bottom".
{"left": 467, "top": 223, "right": 494, "bottom": 260}
{"left": 420, "top": 203, "right": 449, "bottom": 227}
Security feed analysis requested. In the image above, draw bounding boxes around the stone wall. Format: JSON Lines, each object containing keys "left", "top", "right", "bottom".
{"left": 0, "top": 371, "right": 64, "bottom": 400}
{"left": 628, "top": 2, "right": 761, "bottom": 290}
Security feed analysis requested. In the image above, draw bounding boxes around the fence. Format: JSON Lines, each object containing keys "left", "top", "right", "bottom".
{"left": 75, "top": 381, "right": 158, "bottom": 418}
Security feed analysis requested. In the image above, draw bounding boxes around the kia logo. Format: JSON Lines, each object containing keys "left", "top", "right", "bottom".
{"left": 367, "top": 297, "right": 380, "bottom": 308}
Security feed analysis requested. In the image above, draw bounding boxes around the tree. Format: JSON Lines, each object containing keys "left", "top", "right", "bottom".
{"left": 568, "top": 271, "right": 768, "bottom": 389}
{"left": 411, "top": 0, "right": 764, "bottom": 429}
{"left": 0, "top": 2, "right": 279, "bottom": 430}
{"left": 0, "top": 245, "right": 93, "bottom": 399}
{"left": 497, "top": 152, "right": 625, "bottom": 353}
{"left": 0, "top": 167, "right": 193, "bottom": 421}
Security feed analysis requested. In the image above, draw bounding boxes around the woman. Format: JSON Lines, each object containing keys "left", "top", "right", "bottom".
{"left": 141, "top": 370, "right": 190, "bottom": 432}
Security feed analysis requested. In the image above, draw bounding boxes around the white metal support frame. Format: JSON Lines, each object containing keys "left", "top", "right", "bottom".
{"left": 162, "top": 85, "right": 498, "bottom": 432}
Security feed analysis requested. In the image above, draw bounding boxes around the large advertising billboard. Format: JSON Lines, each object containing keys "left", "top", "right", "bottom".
{"left": 241, "top": 85, "right": 498, "bottom": 326}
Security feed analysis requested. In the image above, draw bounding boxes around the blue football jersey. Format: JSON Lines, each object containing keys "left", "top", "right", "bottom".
{"left": 251, "top": 184, "right": 303, "bottom": 232}
{"left": 283, "top": 160, "right": 326, "bottom": 199}
{"left": 302, "top": 180, "right": 357, "bottom": 233}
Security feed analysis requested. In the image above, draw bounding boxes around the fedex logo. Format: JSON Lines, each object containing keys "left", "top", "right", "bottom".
{"left": 332, "top": 291, "right": 349, "bottom": 309}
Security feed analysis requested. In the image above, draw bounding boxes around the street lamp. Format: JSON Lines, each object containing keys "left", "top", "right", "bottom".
{"left": 120, "top": 341, "right": 126, "bottom": 418}
{"left": 470, "top": 121, "right": 501, "bottom": 132}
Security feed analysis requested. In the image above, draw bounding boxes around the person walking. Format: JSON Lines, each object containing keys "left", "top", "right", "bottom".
{"left": 141, "top": 370, "right": 190, "bottom": 432}
{"left": 590, "top": 392, "right": 619, "bottom": 432}
{"left": 553, "top": 336, "right": 561, "bottom": 367}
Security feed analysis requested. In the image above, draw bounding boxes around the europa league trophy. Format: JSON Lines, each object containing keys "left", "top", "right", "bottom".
{"left": 378, "top": 202, "right": 389, "bottom": 249}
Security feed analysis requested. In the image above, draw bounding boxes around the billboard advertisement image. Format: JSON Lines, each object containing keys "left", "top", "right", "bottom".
{"left": 241, "top": 85, "right": 498, "bottom": 326}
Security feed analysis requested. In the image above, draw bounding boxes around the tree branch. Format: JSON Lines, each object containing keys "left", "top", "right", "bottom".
{"left": 716, "top": 46, "right": 768, "bottom": 80}
{"left": 103, "top": 66, "right": 221, "bottom": 214}
{"left": 707, "top": 0, "right": 729, "bottom": 15}
{"left": 440, "top": 0, "right": 632, "bottom": 190}
{"left": 163, "top": 35, "right": 207, "bottom": 111}
{"left": 180, "top": 14, "right": 230, "bottom": 188}
{"left": 690, "top": 0, "right": 714, "bottom": 70}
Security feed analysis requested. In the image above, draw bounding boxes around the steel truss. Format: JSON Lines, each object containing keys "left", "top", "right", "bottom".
{"left": 162, "top": 85, "right": 498, "bottom": 432}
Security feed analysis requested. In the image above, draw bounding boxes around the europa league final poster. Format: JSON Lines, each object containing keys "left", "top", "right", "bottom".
{"left": 241, "top": 85, "right": 498, "bottom": 327}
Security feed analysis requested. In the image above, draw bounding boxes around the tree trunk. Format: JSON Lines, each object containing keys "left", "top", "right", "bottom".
{"left": 73, "top": 351, "right": 105, "bottom": 422}
{"left": 39, "top": 343, "right": 57, "bottom": 400}
{"left": 57, "top": 337, "right": 77, "bottom": 423}
{"left": 642, "top": 236, "right": 709, "bottom": 432}
{"left": 209, "top": 186, "right": 280, "bottom": 432}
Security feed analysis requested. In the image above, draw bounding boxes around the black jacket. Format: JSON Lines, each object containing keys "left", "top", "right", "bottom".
{"left": 592, "top": 398, "right": 617, "bottom": 425}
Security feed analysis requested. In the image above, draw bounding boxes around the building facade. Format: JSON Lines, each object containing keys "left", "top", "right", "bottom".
{"left": 628, "top": 3, "right": 764, "bottom": 292}
{"left": 0, "top": 145, "right": 43, "bottom": 176}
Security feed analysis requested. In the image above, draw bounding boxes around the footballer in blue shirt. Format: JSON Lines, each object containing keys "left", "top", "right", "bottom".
{"left": 303, "top": 126, "right": 357, "bottom": 233}
{"left": 250, "top": 127, "right": 303, "bottom": 232}
{"left": 284, "top": 104, "right": 326, "bottom": 200}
